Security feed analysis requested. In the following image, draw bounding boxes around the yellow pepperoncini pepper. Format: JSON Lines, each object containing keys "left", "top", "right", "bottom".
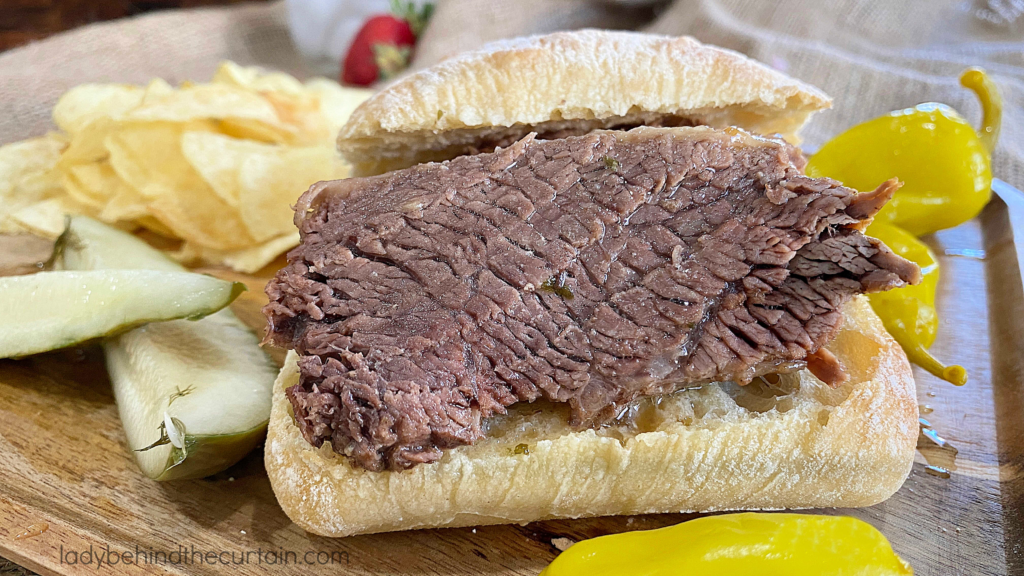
{"left": 540, "top": 513, "right": 912, "bottom": 576}
{"left": 806, "top": 68, "right": 1001, "bottom": 236}
{"left": 864, "top": 223, "right": 966, "bottom": 385}
{"left": 805, "top": 68, "right": 1002, "bottom": 385}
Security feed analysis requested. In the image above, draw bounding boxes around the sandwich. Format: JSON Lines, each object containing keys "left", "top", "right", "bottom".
{"left": 261, "top": 30, "right": 921, "bottom": 537}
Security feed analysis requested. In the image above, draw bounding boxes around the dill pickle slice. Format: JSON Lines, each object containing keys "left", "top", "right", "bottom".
{"left": 56, "top": 216, "right": 276, "bottom": 480}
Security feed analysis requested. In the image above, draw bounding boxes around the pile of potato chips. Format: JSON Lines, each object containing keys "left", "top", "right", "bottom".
{"left": 0, "top": 62, "right": 372, "bottom": 273}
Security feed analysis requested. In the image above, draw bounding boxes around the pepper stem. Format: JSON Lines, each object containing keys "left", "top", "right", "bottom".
{"left": 902, "top": 340, "right": 968, "bottom": 386}
{"left": 960, "top": 68, "right": 1002, "bottom": 155}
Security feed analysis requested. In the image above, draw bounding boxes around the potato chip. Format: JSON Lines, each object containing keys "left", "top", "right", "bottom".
{"left": 147, "top": 190, "right": 254, "bottom": 251}
{"left": 98, "top": 180, "right": 150, "bottom": 223}
{"left": 218, "top": 118, "right": 293, "bottom": 144}
{"left": 0, "top": 134, "right": 68, "bottom": 234}
{"left": 141, "top": 78, "right": 175, "bottom": 103}
{"left": 173, "top": 232, "right": 298, "bottom": 274}
{"left": 62, "top": 160, "right": 139, "bottom": 213}
{"left": 126, "top": 84, "right": 283, "bottom": 126}
{"left": 0, "top": 134, "right": 66, "bottom": 198}
{"left": 4, "top": 61, "right": 368, "bottom": 272}
{"left": 8, "top": 197, "right": 86, "bottom": 238}
{"left": 59, "top": 180, "right": 101, "bottom": 212}
{"left": 262, "top": 91, "right": 330, "bottom": 146}
{"left": 212, "top": 61, "right": 306, "bottom": 96}
{"left": 304, "top": 79, "right": 374, "bottom": 138}
{"left": 103, "top": 122, "right": 254, "bottom": 250}
{"left": 15, "top": 167, "right": 65, "bottom": 203}
{"left": 52, "top": 84, "right": 145, "bottom": 134}
{"left": 105, "top": 121, "right": 214, "bottom": 199}
{"left": 180, "top": 131, "right": 267, "bottom": 206}
{"left": 0, "top": 217, "right": 25, "bottom": 236}
{"left": 210, "top": 62, "right": 340, "bottom": 145}
{"left": 136, "top": 216, "right": 176, "bottom": 238}
{"left": 57, "top": 117, "right": 123, "bottom": 168}
{"left": 237, "top": 145, "right": 349, "bottom": 242}
{"left": 182, "top": 131, "right": 347, "bottom": 241}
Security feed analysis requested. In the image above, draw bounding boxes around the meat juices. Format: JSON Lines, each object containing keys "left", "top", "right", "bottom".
{"left": 264, "top": 127, "right": 920, "bottom": 471}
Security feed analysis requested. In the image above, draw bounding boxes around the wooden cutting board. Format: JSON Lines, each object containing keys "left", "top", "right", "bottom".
{"left": 1, "top": 187, "right": 1022, "bottom": 576}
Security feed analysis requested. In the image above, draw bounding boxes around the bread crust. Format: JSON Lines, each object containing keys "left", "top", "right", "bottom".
{"left": 337, "top": 30, "right": 831, "bottom": 175}
{"left": 265, "top": 297, "right": 917, "bottom": 537}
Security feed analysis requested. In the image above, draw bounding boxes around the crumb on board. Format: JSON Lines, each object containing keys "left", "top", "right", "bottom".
{"left": 551, "top": 537, "right": 575, "bottom": 552}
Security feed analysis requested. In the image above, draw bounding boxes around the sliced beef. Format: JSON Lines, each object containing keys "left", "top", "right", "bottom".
{"left": 805, "top": 347, "right": 850, "bottom": 387}
{"left": 264, "top": 126, "right": 920, "bottom": 471}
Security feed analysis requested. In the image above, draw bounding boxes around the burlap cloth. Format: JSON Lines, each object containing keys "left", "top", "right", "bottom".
{"left": 0, "top": 1, "right": 1022, "bottom": 573}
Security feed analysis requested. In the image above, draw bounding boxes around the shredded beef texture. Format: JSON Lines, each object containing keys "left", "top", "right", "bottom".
{"left": 264, "top": 127, "right": 921, "bottom": 471}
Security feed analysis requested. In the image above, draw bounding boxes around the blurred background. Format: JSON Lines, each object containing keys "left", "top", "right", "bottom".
{"left": 2, "top": 0, "right": 1021, "bottom": 178}
{"left": 0, "top": 0, "right": 267, "bottom": 51}
{"left": 4, "top": 0, "right": 1021, "bottom": 55}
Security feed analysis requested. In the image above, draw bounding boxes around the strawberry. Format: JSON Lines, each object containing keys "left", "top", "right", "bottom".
{"left": 342, "top": 1, "right": 434, "bottom": 86}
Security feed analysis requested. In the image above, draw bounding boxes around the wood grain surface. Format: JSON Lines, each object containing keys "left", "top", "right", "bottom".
{"left": 0, "top": 193, "right": 1022, "bottom": 575}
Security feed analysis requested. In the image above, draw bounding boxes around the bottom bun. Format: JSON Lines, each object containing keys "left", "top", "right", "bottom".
{"left": 265, "top": 296, "right": 917, "bottom": 537}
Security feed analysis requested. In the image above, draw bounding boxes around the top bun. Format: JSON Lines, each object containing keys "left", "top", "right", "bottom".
{"left": 337, "top": 30, "right": 831, "bottom": 175}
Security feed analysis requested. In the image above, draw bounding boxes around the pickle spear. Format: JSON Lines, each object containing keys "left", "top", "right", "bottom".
{"left": 0, "top": 270, "right": 244, "bottom": 359}
{"left": 55, "top": 216, "right": 277, "bottom": 480}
